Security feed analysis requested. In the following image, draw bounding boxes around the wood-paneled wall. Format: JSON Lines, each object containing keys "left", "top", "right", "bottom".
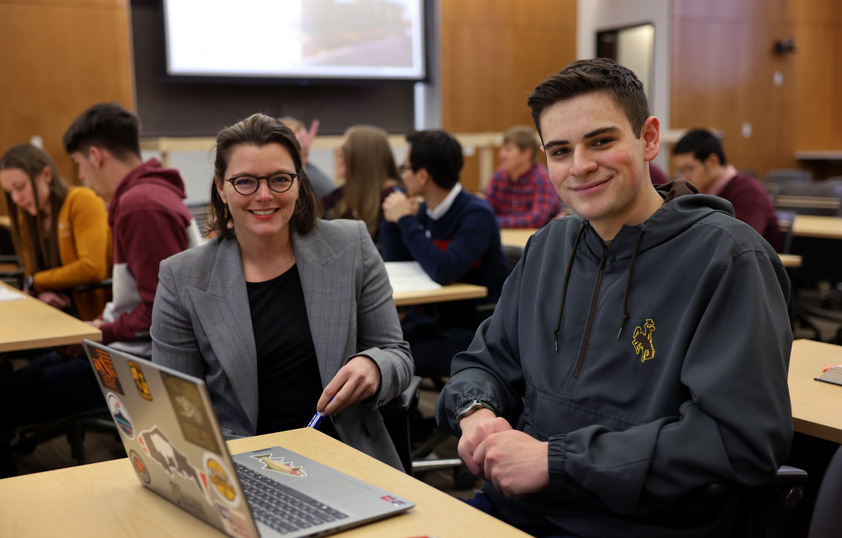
{"left": 0, "top": 0, "right": 134, "bottom": 216}
{"left": 439, "top": 0, "right": 577, "bottom": 191}
{"left": 670, "top": 0, "right": 842, "bottom": 180}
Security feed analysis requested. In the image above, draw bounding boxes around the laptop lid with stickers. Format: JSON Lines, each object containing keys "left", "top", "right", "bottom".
{"left": 82, "top": 339, "right": 413, "bottom": 538}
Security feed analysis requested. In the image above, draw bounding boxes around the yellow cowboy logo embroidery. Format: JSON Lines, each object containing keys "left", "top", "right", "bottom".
{"left": 632, "top": 319, "right": 656, "bottom": 362}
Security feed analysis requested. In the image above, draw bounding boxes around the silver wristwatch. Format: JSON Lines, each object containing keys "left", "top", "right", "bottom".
{"left": 455, "top": 400, "right": 493, "bottom": 422}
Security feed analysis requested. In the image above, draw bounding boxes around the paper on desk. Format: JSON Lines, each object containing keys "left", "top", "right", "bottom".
{"left": 384, "top": 261, "right": 442, "bottom": 293}
{"left": 0, "top": 286, "right": 26, "bottom": 302}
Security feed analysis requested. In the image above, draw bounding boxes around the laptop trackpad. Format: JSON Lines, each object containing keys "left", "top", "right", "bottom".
{"left": 329, "top": 473, "right": 374, "bottom": 498}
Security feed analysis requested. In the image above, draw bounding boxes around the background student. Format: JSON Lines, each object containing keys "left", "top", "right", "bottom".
{"left": 483, "top": 125, "right": 562, "bottom": 228}
{"left": 63, "top": 102, "right": 201, "bottom": 357}
{"left": 0, "top": 143, "right": 110, "bottom": 320}
{"left": 322, "top": 124, "right": 404, "bottom": 252}
{"left": 278, "top": 116, "right": 335, "bottom": 198}
{"left": 380, "top": 129, "right": 509, "bottom": 378}
{"left": 672, "top": 128, "right": 782, "bottom": 250}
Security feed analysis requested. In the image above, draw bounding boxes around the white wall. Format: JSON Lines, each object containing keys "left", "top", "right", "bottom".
{"left": 577, "top": 0, "right": 671, "bottom": 170}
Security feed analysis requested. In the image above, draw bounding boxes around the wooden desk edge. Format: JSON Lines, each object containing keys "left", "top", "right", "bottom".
{"left": 393, "top": 283, "right": 487, "bottom": 307}
{"left": 0, "top": 329, "right": 102, "bottom": 353}
{"left": 792, "top": 418, "right": 842, "bottom": 445}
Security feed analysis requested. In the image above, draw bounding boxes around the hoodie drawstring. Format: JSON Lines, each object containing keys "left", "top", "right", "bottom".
{"left": 617, "top": 228, "right": 645, "bottom": 339}
{"left": 553, "top": 224, "right": 586, "bottom": 351}
{"left": 553, "top": 225, "right": 646, "bottom": 351}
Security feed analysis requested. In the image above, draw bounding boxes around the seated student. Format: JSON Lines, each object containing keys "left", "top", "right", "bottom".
{"left": 322, "top": 125, "right": 404, "bottom": 252}
{"left": 484, "top": 126, "right": 562, "bottom": 228}
{"left": 672, "top": 128, "right": 783, "bottom": 250}
{"left": 380, "top": 130, "right": 509, "bottom": 377}
{"left": 150, "top": 114, "right": 412, "bottom": 470}
{"left": 0, "top": 143, "right": 110, "bottom": 320}
{"left": 0, "top": 103, "right": 198, "bottom": 477}
{"left": 436, "top": 59, "right": 793, "bottom": 537}
{"left": 278, "top": 116, "right": 335, "bottom": 198}
{"left": 63, "top": 103, "right": 201, "bottom": 356}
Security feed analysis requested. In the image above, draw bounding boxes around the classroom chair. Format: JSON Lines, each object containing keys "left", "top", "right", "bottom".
{"left": 763, "top": 169, "right": 813, "bottom": 197}
{"left": 807, "top": 444, "right": 842, "bottom": 538}
{"left": 380, "top": 375, "right": 423, "bottom": 475}
{"left": 774, "top": 182, "right": 842, "bottom": 216}
{"left": 11, "top": 407, "right": 118, "bottom": 466}
{"left": 0, "top": 224, "right": 23, "bottom": 289}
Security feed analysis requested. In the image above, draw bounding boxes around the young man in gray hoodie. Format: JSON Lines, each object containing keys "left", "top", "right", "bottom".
{"left": 436, "top": 59, "right": 793, "bottom": 537}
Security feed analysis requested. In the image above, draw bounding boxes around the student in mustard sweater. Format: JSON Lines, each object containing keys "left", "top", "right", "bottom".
{"left": 0, "top": 144, "right": 111, "bottom": 320}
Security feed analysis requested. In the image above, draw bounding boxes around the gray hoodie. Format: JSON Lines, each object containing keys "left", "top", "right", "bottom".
{"left": 437, "top": 181, "right": 793, "bottom": 537}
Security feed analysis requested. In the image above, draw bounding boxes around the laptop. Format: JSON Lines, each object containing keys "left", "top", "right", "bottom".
{"left": 81, "top": 339, "right": 414, "bottom": 538}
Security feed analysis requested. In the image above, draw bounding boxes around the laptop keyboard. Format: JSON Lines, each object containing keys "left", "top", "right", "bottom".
{"left": 235, "top": 463, "right": 349, "bottom": 534}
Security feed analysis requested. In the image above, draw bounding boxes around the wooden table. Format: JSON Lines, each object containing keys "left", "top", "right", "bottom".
{"left": 500, "top": 228, "right": 539, "bottom": 250}
{"left": 792, "top": 215, "right": 842, "bottom": 240}
{"left": 788, "top": 339, "right": 842, "bottom": 444}
{"left": 0, "top": 428, "right": 528, "bottom": 537}
{"left": 0, "top": 281, "right": 101, "bottom": 353}
{"left": 500, "top": 229, "right": 803, "bottom": 268}
{"left": 393, "top": 282, "right": 488, "bottom": 307}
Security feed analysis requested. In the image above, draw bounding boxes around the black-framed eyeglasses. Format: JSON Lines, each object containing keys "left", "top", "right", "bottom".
{"left": 225, "top": 173, "right": 297, "bottom": 195}
{"left": 399, "top": 163, "right": 413, "bottom": 173}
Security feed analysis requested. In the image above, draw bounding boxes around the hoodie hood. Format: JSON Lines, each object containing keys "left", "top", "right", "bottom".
{"left": 108, "top": 158, "right": 187, "bottom": 228}
{"left": 578, "top": 179, "right": 736, "bottom": 259}
{"left": 552, "top": 179, "right": 739, "bottom": 347}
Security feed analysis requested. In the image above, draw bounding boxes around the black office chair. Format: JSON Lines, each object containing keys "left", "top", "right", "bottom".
{"left": 0, "top": 224, "right": 23, "bottom": 289}
{"left": 774, "top": 183, "right": 842, "bottom": 342}
{"left": 11, "top": 407, "right": 118, "bottom": 466}
{"left": 763, "top": 169, "right": 814, "bottom": 200}
{"left": 185, "top": 200, "right": 212, "bottom": 237}
{"left": 807, "top": 444, "right": 842, "bottom": 538}
{"left": 774, "top": 182, "right": 842, "bottom": 216}
{"left": 695, "top": 465, "right": 808, "bottom": 537}
{"left": 381, "top": 375, "right": 423, "bottom": 475}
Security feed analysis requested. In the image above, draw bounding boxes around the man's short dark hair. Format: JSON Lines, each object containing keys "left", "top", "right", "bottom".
{"left": 62, "top": 103, "right": 141, "bottom": 160}
{"left": 527, "top": 58, "right": 650, "bottom": 140}
{"left": 672, "top": 128, "right": 728, "bottom": 166}
{"left": 405, "top": 130, "right": 463, "bottom": 190}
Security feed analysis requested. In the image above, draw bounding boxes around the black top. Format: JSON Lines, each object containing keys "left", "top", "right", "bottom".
{"left": 248, "top": 264, "right": 337, "bottom": 438}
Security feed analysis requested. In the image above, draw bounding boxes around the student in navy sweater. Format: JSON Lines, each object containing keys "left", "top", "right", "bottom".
{"left": 380, "top": 130, "right": 509, "bottom": 377}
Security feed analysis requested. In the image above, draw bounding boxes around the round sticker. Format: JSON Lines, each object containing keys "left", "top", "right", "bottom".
{"left": 107, "top": 392, "right": 134, "bottom": 439}
{"left": 204, "top": 453, "right": 240, "bottom": 506}
{"left": 129, "top": 450, "right": 151, "bottom": 484}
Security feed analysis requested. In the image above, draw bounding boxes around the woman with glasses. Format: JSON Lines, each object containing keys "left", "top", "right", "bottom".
{"left": 0, "top": 143, "right": 110, "bottom": 320}
{"left": 150, "top": 114, "right": 412, "bottom": 470}
{"left": 322, "top": 125, "right": 404, "bottom": 252}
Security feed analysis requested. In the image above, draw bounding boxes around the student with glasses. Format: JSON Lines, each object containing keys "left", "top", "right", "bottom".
{"left": 150, "top": 113, "right": 413, "bottom": 470}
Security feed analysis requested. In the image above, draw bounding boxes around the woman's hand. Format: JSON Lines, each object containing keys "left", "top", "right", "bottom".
{"left": 317, "top": 356, "right": 381, "bottom": 415}
{"left": 37, "top": 290, "right": 72, "bottom": 310}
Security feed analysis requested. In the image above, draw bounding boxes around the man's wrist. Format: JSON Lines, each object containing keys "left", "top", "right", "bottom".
{"left": 455, "top": 400, "right": 495, "bottom": 423}
{"left": 23, "top": 275, "right": 35, "bottom": 292}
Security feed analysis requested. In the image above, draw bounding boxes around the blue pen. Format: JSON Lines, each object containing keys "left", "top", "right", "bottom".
{"left": 307, "top": 396, "right": 334, "bottom": 428}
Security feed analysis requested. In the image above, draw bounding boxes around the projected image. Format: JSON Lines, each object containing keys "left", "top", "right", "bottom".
{"left": 164, "top": 0, "right": 425, "bottom": 80}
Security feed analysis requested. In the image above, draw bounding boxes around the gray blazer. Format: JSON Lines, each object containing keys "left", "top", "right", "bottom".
{"left": 150, "top": 219, "right": 412, "bottom": 469}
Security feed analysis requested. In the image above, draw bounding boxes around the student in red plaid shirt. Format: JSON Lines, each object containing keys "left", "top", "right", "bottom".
{"left": 483, "top": 126, "right": 564, "bottom": 228}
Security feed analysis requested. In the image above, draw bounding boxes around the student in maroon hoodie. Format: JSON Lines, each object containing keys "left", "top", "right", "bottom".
{"left": 63, "top": 103, "right": 201, "bottom": 357}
